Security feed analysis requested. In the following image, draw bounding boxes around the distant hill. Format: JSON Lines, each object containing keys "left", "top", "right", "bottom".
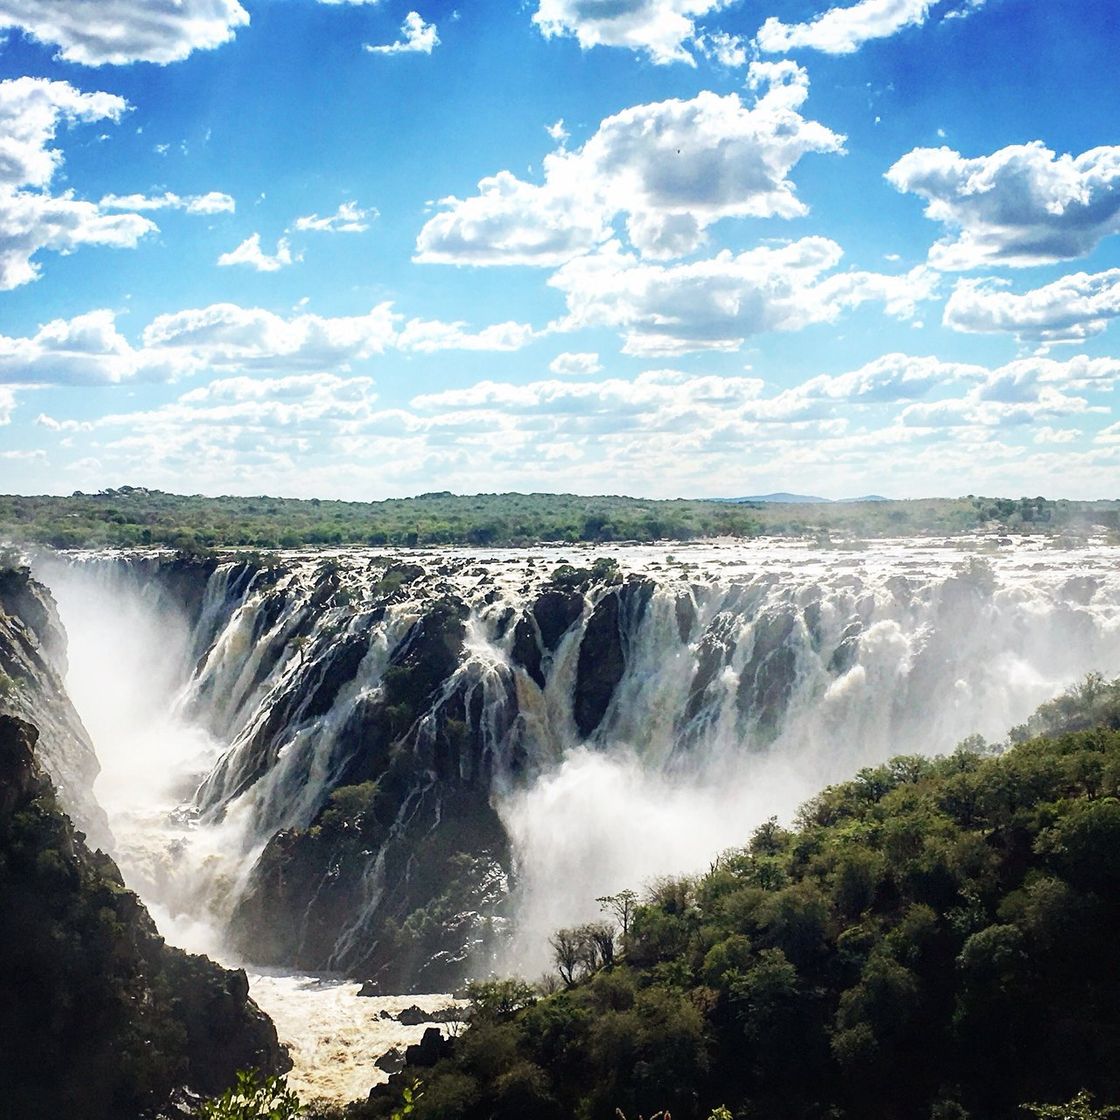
{"left": 716, "top": 492, "right": 831, "bottom": 504}
{"left": 716, "top": 493, "right": 892, "bottom": 504}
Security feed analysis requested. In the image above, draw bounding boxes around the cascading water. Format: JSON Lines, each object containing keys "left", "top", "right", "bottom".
{"left": 33, "top": 538, "right": 1120, "bottom": 997}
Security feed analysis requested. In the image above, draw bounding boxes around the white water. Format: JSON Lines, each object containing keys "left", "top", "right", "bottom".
{"left": 32, "top": 537, "right": 1120, "bottom": 1092}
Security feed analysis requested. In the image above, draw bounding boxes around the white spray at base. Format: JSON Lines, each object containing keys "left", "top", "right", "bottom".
{"left": 34, "top": 538, "right": 1120, "bottom": 989}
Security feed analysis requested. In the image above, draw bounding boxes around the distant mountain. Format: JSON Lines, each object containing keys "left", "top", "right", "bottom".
{"left": 712, "top": 492, "right": 831, "bottom": 504}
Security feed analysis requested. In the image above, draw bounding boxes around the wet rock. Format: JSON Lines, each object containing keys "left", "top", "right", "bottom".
{"left": 396, "top": 1004, "right": 461, "bottom": 1025}
{"left": 534, "top": 589, "right": 584, "bottom": 651}
{"left": 574, "top": 578, "right": 654, "bottom": 738}
{"left": 737, "top": 611, "right": 799, "bottom": 741}
{"left": 357, "top": 979, "right": 380, "bottom": 997}
{"left": 404, "top": 1027, "right": 452, "bottom": 1068}
{"left": 0, "top": 567, "right": 111, "bottom": 847}
{"left": 375, "top": 1047, "right": 405, "bottom": 1074}
{"left": 674, "top": 591, "right": 697, "bottom": 642}
{"left": 511, "top": 614, "right": 544, "bottom": 688}
{"left": 828, "top": 619, "right": 863, "bottom": 675}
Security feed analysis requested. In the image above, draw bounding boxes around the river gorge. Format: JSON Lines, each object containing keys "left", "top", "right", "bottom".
{"left": 11, "top": 536, "right": 1120, "bottom": 1102}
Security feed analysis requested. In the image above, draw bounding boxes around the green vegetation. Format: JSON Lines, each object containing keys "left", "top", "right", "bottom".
{"left": 196, "top": 1071, "right": 303, "bottom": 1120}
{"left": 0, "top": 487, "right": 1117, "bottom": 550}
{"left": 0, "top": 714, "right": 286, "bottom": 1120}
{"left": 322, "top": 676, "right": 1120, "bottom": 1120}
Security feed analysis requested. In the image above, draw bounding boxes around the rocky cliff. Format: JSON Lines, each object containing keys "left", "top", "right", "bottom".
{"left": 0, "top": 559, "right": 111, "bottom": 848}
{"left": 0, "top": 713, "right": 289, "bottom": 1120}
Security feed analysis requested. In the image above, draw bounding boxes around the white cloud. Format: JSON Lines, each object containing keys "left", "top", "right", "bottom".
{"left": 549, "top": 352, "right": 602, "bottom": 376}
{"left": 217, "top": 232, "right": 296, "bottom": 271}
{"left": 293, "top": 201, "right": 378, "bottom": 233}
{"left": 396, "top": 318, "right": 538, "bottom": 353}
{"left": 33, "top": 352, "right": 1118, "bottom": 499}
{"left": 99, "top": 190, "right": 235, "bottom": 214}
{"left": 943, "top": 269, "right": 1120, "bottom": 345}
{"left": 364, "top": 11, "right": 438, "bottom": 55}
{"left": 0, "top": 309, "right": 186, "bottom": 384}
{"left": 546, "top": 119, "right": 569, "bottom": 145}
{"left": 756, "top": 0, "right": 940, "bottom": 56}
{"left": 1034, "top": 426, "right": 1080, "bottom": 444}
{"left": 0, "top": 77, "right": 128, "bottom": 188}
{"left": 692, "top": 29, "right": 747, "bottom": 67}
{"left": 0, "top": 299, "right": 538, "bottom": 388}
{"left": 0, "top": 0, "right": 249, "bottom": 66}
{"left": 141, "top": 302, "right": 398, "bottom": 369}
{"left": 0, "top": 387, "right": 15, "bottom": 424}
{"left": 901, "top": 354, "right": 1119, "bottom": 428}
{"left": 416, "top": 64, "right": 844, "bottom": 265}
{"left": 0, "top": 78, "right": 155, "bottom": 288}
{"left": 532, "top": 0, "right": 729, "bottom": 65}
{"left": 887, "top": 141, "right": 1120, "bottom": 270}
{"left": 548, "top": 237, "right": 936, "bottom": 355}
{"left": 415, "top": 169, "right": 611, "bottom": 267}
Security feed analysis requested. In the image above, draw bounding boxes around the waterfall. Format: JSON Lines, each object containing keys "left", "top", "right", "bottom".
{"left": 32, "top": 537, "right": 1120, "bottom": 982}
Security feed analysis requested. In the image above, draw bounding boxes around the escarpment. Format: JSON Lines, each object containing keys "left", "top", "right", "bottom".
{"left": 0, "top": 560, "right": 111, "bottom": 848}
{"left": 0, "top": 713, "right": 288, "bottom": 1120}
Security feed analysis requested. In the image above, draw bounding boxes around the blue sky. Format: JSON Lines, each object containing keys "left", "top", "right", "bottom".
{"left": 0, "top": 0, "right": 1118, "bottom": 500}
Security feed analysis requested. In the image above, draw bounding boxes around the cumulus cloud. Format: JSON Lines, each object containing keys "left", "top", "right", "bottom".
{"left": 416, "top": 63, "right": 844, "bottom": 265}
{"left": 364, "top": 11, "right": 439, "bottom": 55}
{"left": 901, "top": 354, "right": 1120, "bottom": 428}
{"left": 943, "top": 269, "right": 1120, "bottom": 345}
{"left": 0, "top": 309, "right": 187, "bottom": 384}
{"left": 693, "top": 29, "right": 747, "bottom": 68}
{"left": 0, "top": 0, "right": 249, "bottom": 66}
{"left": 99, "top": 190, "right": 235, "bottom": 214}
{"left": 756, "top": 0, "right": 940, "bottom": 56}
{"left": 396, "top": 318, "right": 539, "bottom": 353}
{"left": 293, "top": 201, "right": 378, "bottom": 233}
{"left": 548, "top": 237, "right": 937, "bottom": 355}
{"left": 0, "top": 78, "right": 155, "bottom": 288}
{"left": 0, "top": 300, "right": 539, "bottom": 388}
{"left": 217, "top": 233, "right": 296, "bottom": 271}
{"left": 887, "top": 141, "right": 1120, "bottom": 270}
{"left": 0, "top": 78, "right": 128, "bottom": 188}
{"left": 549, "top": 352, "right": 603, "bottom": 377}
{"left": 532, "top": 0, "right": 729, "bottom": 65}
{"left": 34, "top": 349, "right": 1117, "bottom": 498}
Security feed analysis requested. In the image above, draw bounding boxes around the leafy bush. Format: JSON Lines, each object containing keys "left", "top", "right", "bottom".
{"left": 196, "top": 1071, "right": 302, "bottom": 1119}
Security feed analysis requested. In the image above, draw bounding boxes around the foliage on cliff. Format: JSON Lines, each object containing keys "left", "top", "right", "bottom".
{"left": 2, "top": 487, "right": 1116, "bottom": 551}
{"left": 348, "top": 686, "right": 1120, "bottom": 1120}
{"left": 0, "top": 714, "right": 288, "bottom": 1120}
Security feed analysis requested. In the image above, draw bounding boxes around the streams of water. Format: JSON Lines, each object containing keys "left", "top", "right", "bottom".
{"left": 32, "top": 536, "right": 1120, "bottom": 1099}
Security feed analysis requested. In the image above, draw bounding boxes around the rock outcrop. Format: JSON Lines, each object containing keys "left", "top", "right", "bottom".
{"left": 0, "top": 713, "right": 288, "bottom": 1120}
{"left": 0, "top": 560, "right": 111, "bottom": 847}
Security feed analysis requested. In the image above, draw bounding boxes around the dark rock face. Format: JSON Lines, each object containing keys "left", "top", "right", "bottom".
{"left": 0, "top": 562, "right": 111, "bottom": 847}
{"left": 0, "top": 714, "right": 287, "bottom": 1120}
{"left": 827, "top": 619, "right": 863, "bottom": 675}
{"left": 404, "top": 1027, "right": 453, "bottom": 1068}
{"left": 227, "top": 595, "right": 512, "bottom": 991}
{"left": 737, "top": 611, "right": 799, "bottom": 741}
{"left": 375, "top": 1047, "right": 405, "bottom": 1074}
{"left": 574, "top": 578, "right": 654, "bottom": 739}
